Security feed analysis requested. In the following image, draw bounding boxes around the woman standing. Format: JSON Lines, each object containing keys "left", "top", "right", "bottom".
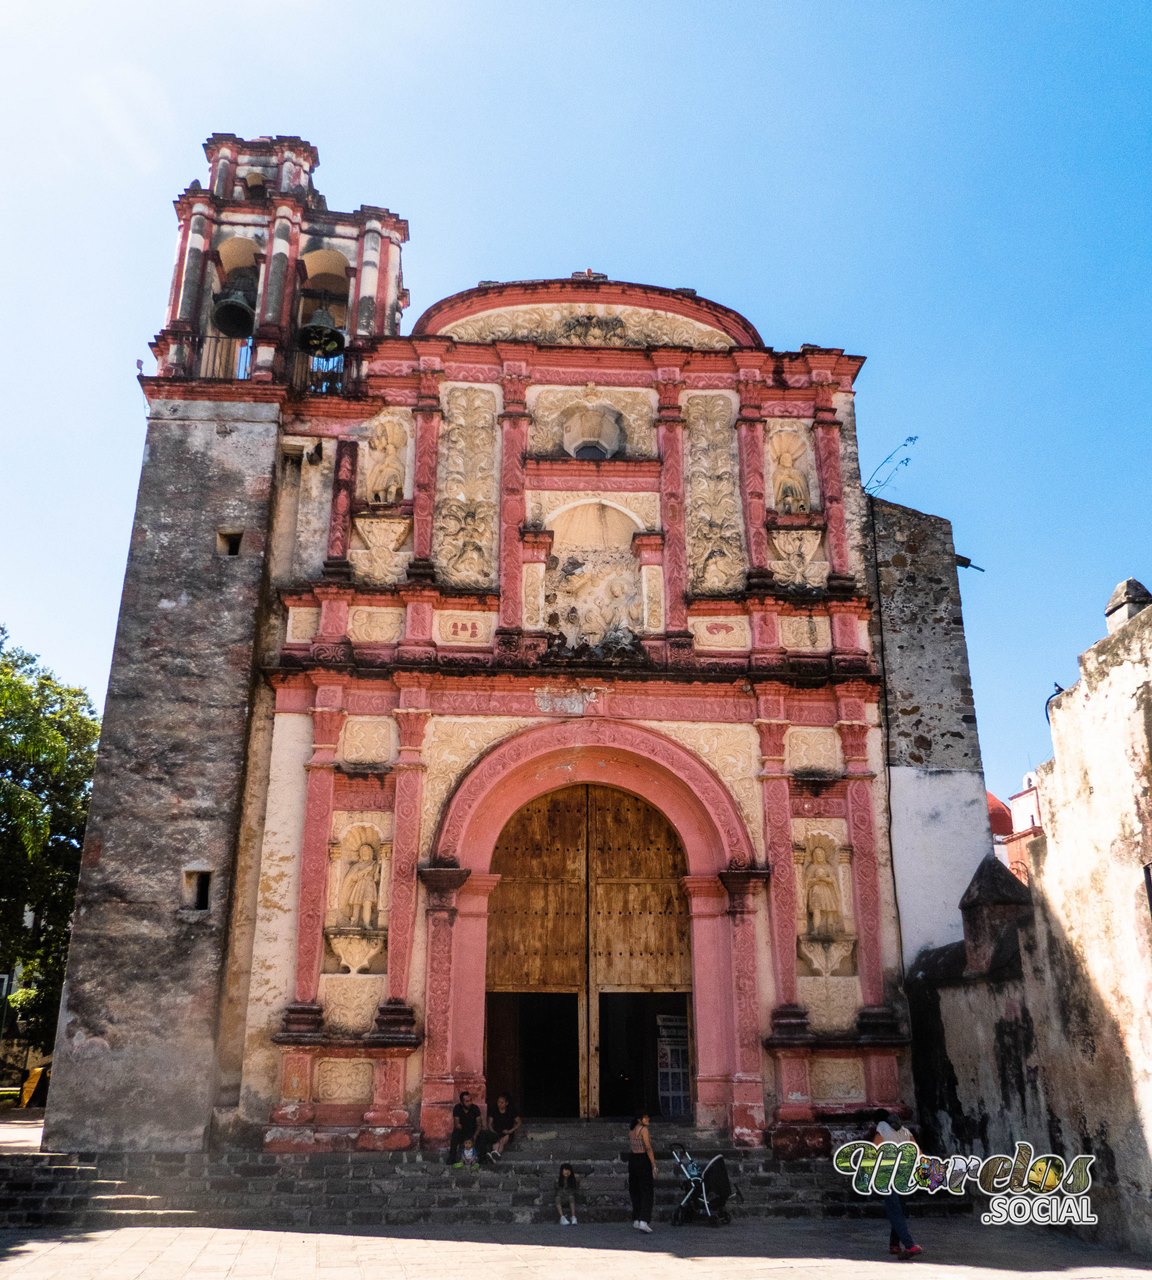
{"left": 628, "top": 1115, "right": 658, "bottom": 1232}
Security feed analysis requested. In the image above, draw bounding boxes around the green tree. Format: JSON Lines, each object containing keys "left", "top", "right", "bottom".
{"left": 0, "top": 628, "right": 99, "bottom": 1052}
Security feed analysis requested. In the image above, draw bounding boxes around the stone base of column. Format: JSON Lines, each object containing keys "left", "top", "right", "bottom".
{"left": 275, "top": 1002, "right": 325, "bottom": 1041}
{"left": 729, "top": 1076, "right": 767, "bottom": 1147}
{"left": 363, "top": 998, "right": 422, "bottom": 1048}
{"left": 768, "top": 1123, "right": 832, "bottom": 1160}
{"left": 356, "top": 1125, "right": 420, "bottom": 1151}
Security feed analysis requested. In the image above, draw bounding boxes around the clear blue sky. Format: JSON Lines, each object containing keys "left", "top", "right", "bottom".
{"left": 1, "top": 1, "right": 1149, "bottom": 801}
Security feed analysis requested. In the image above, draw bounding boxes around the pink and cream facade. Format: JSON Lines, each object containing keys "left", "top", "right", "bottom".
{"left": 47, "top": 137, "right": 991, "bottom": 1155}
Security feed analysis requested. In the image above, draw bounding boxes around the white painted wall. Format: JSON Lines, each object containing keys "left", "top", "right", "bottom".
{"left": 888, "top": 767, "right": 993, "bottom": 965}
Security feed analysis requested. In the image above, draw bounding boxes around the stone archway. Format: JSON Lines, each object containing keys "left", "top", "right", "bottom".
{"left": 418, "top": 719, "right": 763, "bottom": 1140}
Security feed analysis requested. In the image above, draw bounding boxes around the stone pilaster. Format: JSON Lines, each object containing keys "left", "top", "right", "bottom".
{"left": 417, "top": 866, "right": 471, "bottom": 1143}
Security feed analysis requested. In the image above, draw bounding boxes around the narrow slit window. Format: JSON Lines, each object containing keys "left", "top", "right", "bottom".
{"left": 183, "top": 870, "right": 212, "bottom": 910}
{"left": 217, "top": 530, "right": 243, "bottom": 556}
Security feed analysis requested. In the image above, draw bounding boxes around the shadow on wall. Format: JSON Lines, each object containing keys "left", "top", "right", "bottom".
{"left": 906, "top": 852, "right": 1152, "bottom": 1256}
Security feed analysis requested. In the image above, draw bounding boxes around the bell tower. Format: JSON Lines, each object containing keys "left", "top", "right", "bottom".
{"left": 45, "top": 138, "right": 408, "bottom": 1152}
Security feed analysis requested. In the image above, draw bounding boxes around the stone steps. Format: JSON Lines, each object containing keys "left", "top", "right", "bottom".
{"left": 0, "top": 1144, "right": 973, "bottom": 1230}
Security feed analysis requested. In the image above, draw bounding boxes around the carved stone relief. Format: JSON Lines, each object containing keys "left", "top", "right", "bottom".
{"left": 810, "top": 1057, "right": 866, "bottom": 1103}
{"left": 419, "top": 717, "right": 537, "bottom": 856}
{"left": 766, "top": 428, "right": 815, "bottom": 514}
{"left": 689, "top": 616, "right": 752, "bottom": 651}
{"left": 441, "top": 304, "right": 734, "bottom": 350}
{"left": 779, "top": 615, "right": 832, "bottom": 650}
{"left": 435, "top": 611, "right": 497, "bottom": 647}
{"left": 331, "top": 811, "right": 394, "bottom": 844}
{"left": 347, "top": 606, "right": 404, "bottom": 645}
{"left": 543, "top": 502, "right": 644, "bottom": 649}
{"left": 643, "top": 721, "right": 765, "bottom": 860}
{"left": 433, "top": 387, "right": 500, "bottom": 589}
{"left": 349, "top": 515, "right": 413, "bottom": 586}
{"left": 785, "top": 728, "right": 843, "bottom": 776}
{"left": 527, "top": 490, "right": 659, "bottom": 532}
{"left": 641, "top": 565, "right": 665, "bottom": 633}
{"left": 684, "top": 395, "right": 748, "bottom": 594}
{"left": 324, "top": 823, "right": 390, "bottom": 975}
{"left": 794, "top": 828, "right": 857, "bottom": 985}
{"left": 319, "top": 974, "right": 387, "bottom": 1035}
{"left": 522, "top": 563, "right": 546, "bottom": 629}
{"left": 359, "top": 408, "right": 413, "bottom": 504}
{"left": 286, "top": 607, "right": 320, "bottom": 643}
{"left": 528, "top": 385, "right": 658, "bottom": 459}
{"left": 315, "top": 1058, "right": 373, "bottom": 1104}
{"left": 798, "top": 975, "right": 862, "bottom": 1033}
{"left": 339, "top": 717, "right": 399, "bottom": 766}
{"left": 770, "top": 530, "right": 829, "bottom": 589}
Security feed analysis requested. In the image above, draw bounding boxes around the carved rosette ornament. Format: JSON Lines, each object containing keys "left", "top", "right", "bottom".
{"left": 432, "top": 387, "right": 500, "bottom": 589}
{"left": 684, "top": 396, "right": 748, "bottom": 594}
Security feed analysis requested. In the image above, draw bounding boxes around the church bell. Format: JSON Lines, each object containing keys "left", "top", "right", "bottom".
{"left": 299, "top": 303, "right": 346, "bottom": 357}
{"left": 211, "top": 268, "right": 258, "bottom": 338}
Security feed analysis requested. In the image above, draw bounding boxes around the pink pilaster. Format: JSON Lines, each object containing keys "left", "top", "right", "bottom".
{"left": 269, "top": 1051, "right": 315, "bottom": 1127}
{"left": 385, "top": 680, "right": 431, "bottom": 1005}
{"left": 756, "top": 715, "right": 798, "bottom": 1008}
{"left": 497, "top": 368, "right": 529, "bottom": 631}
{"left": 655, "top": 371, "right": 689, "bottom": 634}
{"left": 735, "top": 372, "right": 770, "bottom": 572}
{"left": 410, "top": 367, "right": 443, "bottom": 566}
{"left": 683, "top": 875, "right": 735, "bottom": 1128}
{"left": 774, "top": 1049, "right": 814, "bottom": 1123}
{"left": 845, "top": 776, "right": 885, "bottom": 1007}
{"left": 811, "top": 387, "right": 850, "bottom": 576}
{"left": 719, "top": 870, "right": 771, "bottom": 1144}
{"left": 449, "top": 873, "right": 501, "bottom": 1086}
{"left": 417, "top": 866, "right": 471, "bottom": 1143}
{"left": 323, "top": 438, "right": 358, "bottom": 575}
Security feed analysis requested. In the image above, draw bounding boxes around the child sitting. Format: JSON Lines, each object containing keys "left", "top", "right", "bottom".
{"left": 556, "top": 1163, "right": 580, "bottom": 1225}
{"left": 458, "top": 1138, "right": 479, "bottom": 1168}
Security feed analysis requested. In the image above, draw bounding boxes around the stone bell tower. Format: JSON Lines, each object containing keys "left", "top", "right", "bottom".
{"left": 45, "top": 137, "right": 408, "bottom": 1151}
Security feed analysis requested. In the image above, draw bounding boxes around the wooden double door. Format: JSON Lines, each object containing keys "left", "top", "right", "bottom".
{"left": 485, "top": 784, "right": 692, "bottom": 1117}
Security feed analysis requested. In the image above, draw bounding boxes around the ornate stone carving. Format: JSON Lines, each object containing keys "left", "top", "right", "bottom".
{"left": 645, "top": 721, "right": 764, "bottom": 860}
{"left": 325, "top": 928, "right": 388, "bottom": 974}
{"left": 433, "top": 387, "right": 500, "bottom": 589}
{"left": 793, "top": 829, "right": 856, "bottom": 963}
{"left": 522, "top": 563, "right": 545, "bottom": 629}
{"left": 767, "top": 429, "right": 813, "bottom": 514}
{"left": 319, "top": 974, "right": 387, "bottom": 1035}
{"left": 779, "top": 615, "right": 832, "bottom": 650}
{"left": 286, "top": 607, "right": 320, "bottom": 643}
{"left": 349, "top": 516, "right": 413, "bottom": 585}
{"left": 798, "top": 974, "right": 862, "bottom": 1034}
{"left": 340, "top": 844, "right": 381, "bottom": 928}
{"left": 527, "top": 490, "right": 659, "bottom": 532}
{"left": 528, "top": 384, "right": 658, "bottom": 458}
{"left": 684, "top": 396, "right": 748, "bottom": 593}
{"left": 340, "top": 717, "right": 399, "bottom": 766}
{"left": 331, "top": 811, "right": 394, "bottom": 844}
{"left": 347, "top": 606, "right": 404, "bottom": 645}
{"left": 419, "top": 716, "right": 537, "bottom": 855}
{"left": 642, "top": 565, "right": 664, "bottom": 632}
{"left": 810, "top": 1057, "right": 866, "bottom": 1102}
{"left": 441, "top": 304, "right": 734, "bottom": 350}
{"left": 434, "top": 611, "right": 497, "bottom": 647}
{"left": 361, "top": 409, "right": 412, "bottom": 504}
{"left": 770, "top": 530, "right": 829, "bottom": 589}
{"left": 324, "top": 826, "right": 392, "bottom": 975}
{"left": 786, "top": 728, "right": 842, "bottom": 776}
{"left": 689, "top": 616, "right": 752, "bottom": 651}
{"left": 315, "top": 1058, "right": 373, "bottom": 1104}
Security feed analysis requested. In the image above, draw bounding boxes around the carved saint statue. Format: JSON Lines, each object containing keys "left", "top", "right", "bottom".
{"left": 366, "top": 414, "right": 408, "bottom": 505}
{"left": 804, "top": 846, "right": 842, "bottom": 936}
{"left": 769, "top": 432, "right": 811, "bottom": 515}
{"left": 340, "top": 843, "right": 380, "bottom": 929}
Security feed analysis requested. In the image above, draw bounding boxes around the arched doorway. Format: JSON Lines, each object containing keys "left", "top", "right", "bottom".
{"left": 485, "top": 785, "right": 692, "bottom": 1119}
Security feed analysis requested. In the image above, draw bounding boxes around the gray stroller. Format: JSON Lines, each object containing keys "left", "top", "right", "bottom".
{"left": 669, "top": 1143, "right": 738, "bottom": 1226}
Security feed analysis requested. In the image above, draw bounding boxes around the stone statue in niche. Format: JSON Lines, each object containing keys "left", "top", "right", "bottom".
{"left": 769, "top": 431, "right": 811, "bottom": 514}
{"left": 804, "top": 844, "right": 842, "bottom": 936}
{"left": 365, "top": 412, "right": 408, "bottom": 505}
{"left": 340, "top": 843, "right": 380, "bottom": 929}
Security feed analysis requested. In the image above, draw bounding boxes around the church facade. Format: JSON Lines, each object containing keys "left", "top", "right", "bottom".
{"left": 45, "top": 136, "right": 991, "bottom": 1153}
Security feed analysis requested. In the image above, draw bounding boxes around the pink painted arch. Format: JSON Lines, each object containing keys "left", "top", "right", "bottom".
{"left": 432, "top": 718, "right": 758, "bottom": 874}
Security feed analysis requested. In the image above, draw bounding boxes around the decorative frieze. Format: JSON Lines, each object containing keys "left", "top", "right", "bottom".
{"left": 441, "top": 303, "right": 734, "bottom": 350}
{"left": 433, "top": 387, "right": 500, "bottom": 589}
{"left": 684, "top": 395, "right": 748, "bottom": 594}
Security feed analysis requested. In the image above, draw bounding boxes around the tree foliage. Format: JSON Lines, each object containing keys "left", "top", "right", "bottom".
{"left": 0, "top": 627, "right": 99, "bottom": 1051}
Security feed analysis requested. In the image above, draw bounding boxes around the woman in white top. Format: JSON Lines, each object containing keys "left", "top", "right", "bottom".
{"left": 871, "top": 1110, "right": 922, "bottom": 1259}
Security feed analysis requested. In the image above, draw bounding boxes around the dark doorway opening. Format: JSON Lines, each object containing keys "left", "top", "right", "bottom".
{"left": 485, "top": 992, "right": 580, "bottom": 1117}
{"left": 598, "top": 992, "right": 690, "bottom": 1119}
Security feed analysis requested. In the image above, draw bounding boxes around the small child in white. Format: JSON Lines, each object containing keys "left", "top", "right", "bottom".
{"left": 460, "top": 1139, "right": 479, "bottom": 1168}
{"left": 556, "top": 1163, "right": 580, "bottom": 1225}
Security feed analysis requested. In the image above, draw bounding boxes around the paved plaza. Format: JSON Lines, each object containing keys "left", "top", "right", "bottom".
{"left": 0, "top": 1217, "right": 1146, "bottom": 1280}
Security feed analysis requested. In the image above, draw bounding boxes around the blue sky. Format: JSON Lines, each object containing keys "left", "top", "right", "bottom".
{"left": 1, "top": 1, "right": 1149, "bottom": 800}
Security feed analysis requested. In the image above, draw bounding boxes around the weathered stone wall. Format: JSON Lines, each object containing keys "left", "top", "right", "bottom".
{"left": 45, "top": 400, "right": 280, "bottom": 1152}
{"left": 868, "top": 498, "right": 992, "bottom": 962}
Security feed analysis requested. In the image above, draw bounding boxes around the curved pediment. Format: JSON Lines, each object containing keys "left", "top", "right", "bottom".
{"left": 414, "top": 280, "right": 762, "bottom": 350}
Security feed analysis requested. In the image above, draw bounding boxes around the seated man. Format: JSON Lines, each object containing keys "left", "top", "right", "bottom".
{"left": 484, "top": 1092, "right": 522, "bottom": 1162}
{"left": 448, "top": 1090, "right": 483, "bottom": 1165}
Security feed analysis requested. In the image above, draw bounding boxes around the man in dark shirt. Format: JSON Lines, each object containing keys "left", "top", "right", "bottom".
{"left": 448, "top": 1090, "right": 482, "bottom": 1165}
{"left": 486, "top": 1092, "right": 521, "bottom": 1161}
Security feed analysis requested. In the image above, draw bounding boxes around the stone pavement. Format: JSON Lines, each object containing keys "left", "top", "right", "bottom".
{"left": 0, "top": 1216, "right": 1144, "bottom": 1279}
{"left": 0, "top": 1112, "right": 41, "bottom": 1155}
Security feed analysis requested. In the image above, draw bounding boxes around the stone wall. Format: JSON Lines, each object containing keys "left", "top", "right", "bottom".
{"left": 868, "top": 498, "right": 992, "bottom": 963}
{"left": 45, "top": 400, "right": 280, "bottom": 1152}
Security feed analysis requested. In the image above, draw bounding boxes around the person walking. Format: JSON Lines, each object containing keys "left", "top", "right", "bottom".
{"left": 627, "top": 1114, "right": 657, "bottom": 1232}
{"left": 555, "top": 1163, "right": 580, "bottom": 1225}
{"left": 871, "top": 1109, "right": 923, "bottom": 1260}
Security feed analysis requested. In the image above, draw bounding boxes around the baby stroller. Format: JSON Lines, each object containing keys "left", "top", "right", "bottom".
{"left": 670, "top": 1144, "right": 738, "bottom": 1227}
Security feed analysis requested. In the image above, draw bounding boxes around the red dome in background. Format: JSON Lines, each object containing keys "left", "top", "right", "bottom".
{"left": 986, "top": 792, "right": 1012, "bottom": 838}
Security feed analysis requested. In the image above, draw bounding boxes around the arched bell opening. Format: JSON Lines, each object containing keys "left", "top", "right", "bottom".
{"left": 484, "top": 784, "right": 693, "bottom": 1121}
{"left": 200, "top": 235, "right": 260, "bottom": 378}
{"left": 294, "top": 248, "right": 351, "bottom": 393}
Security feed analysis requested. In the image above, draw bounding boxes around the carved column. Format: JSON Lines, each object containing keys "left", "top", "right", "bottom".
{"left": 269, "top": 1051, "right": 316, "bottom": 1129}
{"left": 408, "top": 363, "right": 443, "bottom": 577}
{"left": 755, "top": 710, "right": 802, "bottom": 1020}
{"left": 282, "top": 677, "right": 345, "bottom": 1036}
{"left": 811, "top": 386, "right": 851, "bottom": 581}
{"left": 417, "top": 866, "right": 471, "bottom": 1144}
{"left": 719, "top": 870, "right": 771, "bottom": 1143}
{"left": 323, "top": 438, "right": 358, "bottom": 579}
{"left": 496, "top": 366, "right": 530, "bottom": 644}
{"left": 683, "top": 875, "right": 735, "bottom": 1129}
{"left": 655, "top": 369, "right": 690, "bottom": 658}
{"left": 735, "top": 370, "right": 771, "bottom": 578}
{"left": 311, "top": 583, "right": 352, "bottom": 663}
{"left": 450, "top": 872, "right": 501, "bottom": 1089}
{"left": 520, "top": 530, "right": 553, "bottom": 634}
{"left": 383, "top": 679, "right": 431, "bottom": 1012}
{"left": 843, "top": 765, "right": 885, "bottom": 1012}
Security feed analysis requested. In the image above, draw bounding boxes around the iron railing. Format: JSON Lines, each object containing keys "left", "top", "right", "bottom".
{"left": 197, "top": 335, "right": 253, "bottom": 381}
{"left": 290, "top": 350, "right": 348, "bottom": 396}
